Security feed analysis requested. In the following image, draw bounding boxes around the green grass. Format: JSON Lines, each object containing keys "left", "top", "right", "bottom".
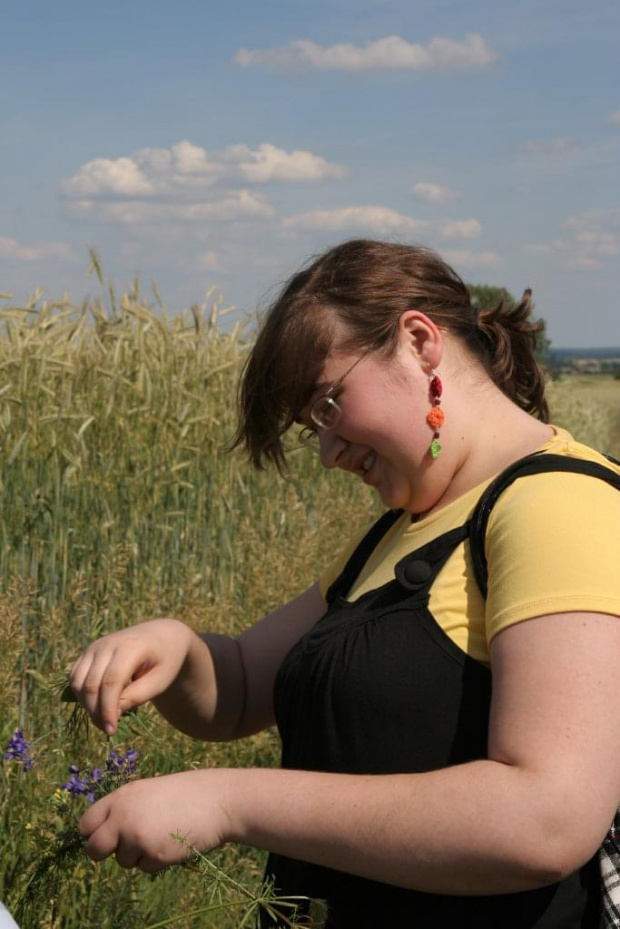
{"left": 547, "top": 375, "right": 620, "bottom": 457}
{"left": 0, "top": 280, "right": 378, "bottom": 928}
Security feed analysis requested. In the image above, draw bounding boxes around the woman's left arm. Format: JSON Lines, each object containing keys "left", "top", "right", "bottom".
{"left": 80, "top": 611, "right": 620, "bottom": 892}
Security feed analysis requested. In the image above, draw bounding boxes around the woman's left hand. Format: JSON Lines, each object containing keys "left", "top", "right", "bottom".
{"left": 78, "top": 769, "right": 232, "bottom": 873}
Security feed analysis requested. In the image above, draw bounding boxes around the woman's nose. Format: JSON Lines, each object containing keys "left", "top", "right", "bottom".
{"left": 318, "top": 430, "right": 347, "bottom": 469}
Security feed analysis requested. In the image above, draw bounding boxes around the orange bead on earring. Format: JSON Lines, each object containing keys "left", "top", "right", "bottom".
{"left": 427, "top": 371, "right": 443, "bottom": 459}
{"left": 427, "top": 406, "right": 445, "bottom": 429}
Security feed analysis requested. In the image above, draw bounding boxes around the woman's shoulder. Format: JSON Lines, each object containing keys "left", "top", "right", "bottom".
{"left": 484, "top": 426, "right": 620, "bottom": 641}
{"left": 487, "top": 425, "right": 620, "bottom": 532}
{"left": 539, "top": 425, "right": 620, "bottom": 472}
{"left": 483, "top": 425, "right": 620, "bottom": 515}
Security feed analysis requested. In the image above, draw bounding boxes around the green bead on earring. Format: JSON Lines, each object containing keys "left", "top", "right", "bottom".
{"left": 430, "top": 438, "right": 442, "bottom": 460}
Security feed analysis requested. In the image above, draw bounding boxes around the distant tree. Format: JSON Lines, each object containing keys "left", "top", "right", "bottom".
{"left": 467, "top": 284, "right": 515, "bottom": 313}
{"left": 467, "top": 283, "right": 551, "bottom": 364}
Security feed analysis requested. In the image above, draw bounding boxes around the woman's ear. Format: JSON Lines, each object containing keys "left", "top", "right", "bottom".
{"left": 398, "top": 311, "right": 444, "bottom": 370}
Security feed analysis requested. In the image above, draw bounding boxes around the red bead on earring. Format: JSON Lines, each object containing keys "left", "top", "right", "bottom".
{"left": 427, "top": 371, "right": 444, "bottom": 459}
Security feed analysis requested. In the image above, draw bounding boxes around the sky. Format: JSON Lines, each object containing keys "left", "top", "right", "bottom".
{"left": 2, "top": 0, "right": 619, "bottom": 348}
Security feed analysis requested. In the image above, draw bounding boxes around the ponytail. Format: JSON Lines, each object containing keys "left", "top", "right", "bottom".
{"left": 475, "top": 289, "right": 550, "bottom": 422}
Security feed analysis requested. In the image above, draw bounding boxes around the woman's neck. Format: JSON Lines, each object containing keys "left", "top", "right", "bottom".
{"left": 418, "top": 390, "right": 554, "bottom": 519}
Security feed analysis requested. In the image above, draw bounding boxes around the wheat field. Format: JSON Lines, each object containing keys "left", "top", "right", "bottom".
{"left": 1, "top": 278, "right": 618, "bottom": 928}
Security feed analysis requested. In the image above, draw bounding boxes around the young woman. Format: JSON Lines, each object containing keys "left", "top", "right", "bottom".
{"left": 71, "top": 240, "right": 620, "bottom": 927}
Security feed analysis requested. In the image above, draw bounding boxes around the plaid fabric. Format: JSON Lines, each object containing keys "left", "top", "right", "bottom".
{"left": 601, "top": 809, "right": 620, "bottom": 927}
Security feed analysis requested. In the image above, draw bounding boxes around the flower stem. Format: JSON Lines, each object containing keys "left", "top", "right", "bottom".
{"left": 141, "top": 898, "right": 249, "bottom": 928}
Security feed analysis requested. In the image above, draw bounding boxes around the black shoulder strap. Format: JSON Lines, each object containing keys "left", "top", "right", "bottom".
{"left": 469, "top": 453, "right": 620, "bottom": 599}
{"left": 325, "top": 508, "right": 404, "bottom": 603}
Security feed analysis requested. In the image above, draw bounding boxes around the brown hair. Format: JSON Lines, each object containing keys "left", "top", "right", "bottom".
{"left": 233, "top": 239, "right": 549, "bottom": 470}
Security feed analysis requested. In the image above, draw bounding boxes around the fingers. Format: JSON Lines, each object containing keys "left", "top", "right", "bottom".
{"left": 81, "top": 804, "right": 157, "bottom": 871}
{"left": 80, "top": 793, "right": 137, "bottom": 866}
{"left": 87, "top": 652, "right": 124, "bottom": 735}
{"left": 118, "top": 667, "right": 169, "bottom": 711}
{"left": 70, "top": 640, "right": 145, "bottom": 734}
{"left": 70, "top": 648, "right": 119, "bottom": 734}
{"left": 79, "top": 791, "right": 175, "bottom": 874}
{"left": 69, "top": 620, "right": 191, "bottom": 732}
{"left": 114, "top": 842, "right": 173, "bottom": 874}
{"left": 79, "top": 795, "right": 112, "bottom": 850}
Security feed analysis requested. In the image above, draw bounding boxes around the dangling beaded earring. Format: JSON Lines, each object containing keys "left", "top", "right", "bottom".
{"left": 426, "top": 370, "right": 444, "bottom": 459}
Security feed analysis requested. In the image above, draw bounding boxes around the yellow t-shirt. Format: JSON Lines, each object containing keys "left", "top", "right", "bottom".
{"left": 318, "top": 427, "right": 620, "bottom": 665}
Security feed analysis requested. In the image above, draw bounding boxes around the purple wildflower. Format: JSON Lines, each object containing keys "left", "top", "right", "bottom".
{"left": 105, "top": 747, "right": 140, "bottom": 776}
{"left": 86, "top": 767, "right": 102, "bottom": 803}
{"left": 61, "top": 763, "right": 103, "bottom": 803}
{"left": 61, "top": 747, "right": 139, "bottom": 804}
{"left": 61, "top": 767, "right": 91, "bottom": 800}
{"left": 3, "top": 729, "right": 33, "bottom": 771}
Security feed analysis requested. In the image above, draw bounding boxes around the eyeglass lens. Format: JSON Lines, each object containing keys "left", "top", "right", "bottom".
{"left": 311, "top": 396, "right": 340, "bottom": 430}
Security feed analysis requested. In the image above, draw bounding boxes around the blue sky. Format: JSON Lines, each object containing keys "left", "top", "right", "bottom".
{"left": 2, "top": 0, "right": 619, "bottom": 346}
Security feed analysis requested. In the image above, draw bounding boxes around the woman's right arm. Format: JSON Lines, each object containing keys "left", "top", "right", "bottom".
{"left": 70, "top": 582, "right": 326, "bottom": 741}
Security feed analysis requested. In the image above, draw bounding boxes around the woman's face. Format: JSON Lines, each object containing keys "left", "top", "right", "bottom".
{"left": 303, "top": 337, "right": 438, "bottom": 513}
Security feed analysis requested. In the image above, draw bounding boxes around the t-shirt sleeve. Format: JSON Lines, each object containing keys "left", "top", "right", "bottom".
{"left": 485, "top": 470, "right": 620, "bottom": 644}
{"left": 318, "top": 523, "right": 375, "bottom": 601}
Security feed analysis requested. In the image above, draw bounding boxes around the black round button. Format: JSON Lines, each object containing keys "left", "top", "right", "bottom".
{"left": 403, "top": 559, "right": 432, "bottom": 586}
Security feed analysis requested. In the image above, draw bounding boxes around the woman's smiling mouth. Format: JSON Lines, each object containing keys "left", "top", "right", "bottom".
{"left": 361, "top": 451, "right": 376, "bottom": 482}
{"left": 362, "top": 452, "right": 375, "bottom": 472}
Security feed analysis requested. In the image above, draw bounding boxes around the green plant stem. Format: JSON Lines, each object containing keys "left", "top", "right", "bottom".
{"left": 141, "top": 898, "right": 252, "bottom": 928}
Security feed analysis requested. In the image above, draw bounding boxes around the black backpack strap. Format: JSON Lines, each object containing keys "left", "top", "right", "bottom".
{"left": 469, "top": 453, "right": 620, "bottom": 599}
{"left": 326, "top": 508, "right": 404, "bottom": 603}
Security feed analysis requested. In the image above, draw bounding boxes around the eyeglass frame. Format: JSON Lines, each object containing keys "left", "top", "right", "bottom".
{"left": 298, "top": 352, "right": 368, "bottom": 451}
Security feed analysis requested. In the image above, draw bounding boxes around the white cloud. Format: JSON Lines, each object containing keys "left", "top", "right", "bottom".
{"left": 61, "top": 157, "right": 155, "bottom": 198}
{"left": 574, "top": 230, "right": 620, "bottom": 256}
{"left": 411, "top": 182, "right": 460, "bottom": 205}
{"left": 224, "top": 143, "right": 347, "bottom": 183}
{"left": 519, "top": 138, "right": 582, "bottom": 155}
{"left": 443, "top": 249, "right": 502, "bottom": 268}
{"left": 440, "top": 218, "right": 481, "bottom": 239}
{"left": 563, "top": 212, "right": 620, "bottom": 263}
{"left": 65, "top": 190, "right": 276, "bottom": 226}
{"left": 524, "top": 238, "right": 574, "bottom": 257}
{"left": 0, "top": 236, "right": 75, "bottom": 261}
{"left": 234, "top": 33, "right": 497, "bottom": 73}
{"left": 563, "top": 209, "right": 620, "bottom": 236}
{"left": 524, "top": 210, "right": 620, "bottom": 271}
{"left": 282, "top": 206, "right": 428, "bottom": 235}
{"left": 170, "top": 140, "right": 214, "bottom": 176}
{"left": 281, "top": 207, "right": 483, "bottom": 239}
{"left": 62, "top": 141, "right": 346, "bottom": 201}
{"left": 571, "top": 255, "right": 604, "bottom": 271}
{"left": 609, "top": 110, "right": 620, "bottom": 126}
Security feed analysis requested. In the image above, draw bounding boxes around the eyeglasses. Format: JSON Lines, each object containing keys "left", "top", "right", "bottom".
{"left": 298, "top": 353, "right": 367, "bottom": 452}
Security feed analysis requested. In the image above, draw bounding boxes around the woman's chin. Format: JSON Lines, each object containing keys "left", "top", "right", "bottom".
{"left": 375, "top": 484, "right": 406, "bottom": 511}
{"left": 365, "top": 465, "right": 410, "bottom": 510}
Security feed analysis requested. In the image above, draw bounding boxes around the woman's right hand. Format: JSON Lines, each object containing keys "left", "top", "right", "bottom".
{"left": 70, "top": 619, "right": 195, "bottom": 735}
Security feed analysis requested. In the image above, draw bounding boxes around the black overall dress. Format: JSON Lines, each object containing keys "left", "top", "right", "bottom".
{"left": 264, "top": 509, "right": 600, "bottom": 928}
